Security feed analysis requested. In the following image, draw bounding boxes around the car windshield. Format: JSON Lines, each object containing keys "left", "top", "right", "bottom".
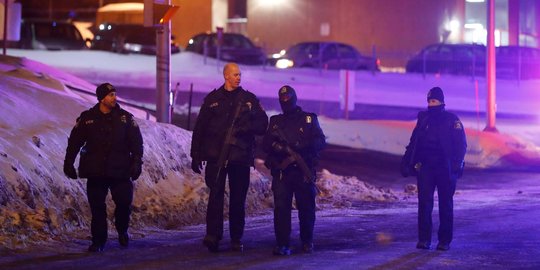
{"left": 221, "top": 35, "right": 254, "bottom": 49}
{"left": 34, "top": 22, "right": 82, "bottom": 41}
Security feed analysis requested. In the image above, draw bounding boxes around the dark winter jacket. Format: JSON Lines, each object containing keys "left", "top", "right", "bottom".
{"left": 65, "top": 104, "right": 144, "bottom": 179}
{"left": 191, "top": 86, "right": 268, "bottom": 166}
{"left": 401, "top": 105, "right": 467, "bottom": 177}
{"left": 262, "top": 106, "right": 326, "bottom": 174}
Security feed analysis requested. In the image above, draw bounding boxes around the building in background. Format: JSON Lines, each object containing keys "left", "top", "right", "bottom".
{"left": 244, "top": 0, "right": 540, "bottom": 68}
{"left": 8, "top": 0, "right": 540, "bottom": 68}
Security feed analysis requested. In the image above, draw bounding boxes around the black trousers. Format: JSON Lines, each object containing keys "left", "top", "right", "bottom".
{"left": 204, "top": 163, "right": 250, "bottom": 243}
{"left": 272, "top": 167, "right": 317, "bottom": 247}
{"left": 416, "top": 162, "right": 457, "bottom": 245}
{"left": 87, "top": 177, "right": 133, "bottom": 245}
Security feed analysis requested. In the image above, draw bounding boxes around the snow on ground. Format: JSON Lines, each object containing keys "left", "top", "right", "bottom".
{"left": 0, "top": 54, "right": 398, "bottom": 249}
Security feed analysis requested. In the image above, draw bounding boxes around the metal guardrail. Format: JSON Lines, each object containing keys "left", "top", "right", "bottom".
{"left": 65, "top": 84, "right": 154, "bottom": 120}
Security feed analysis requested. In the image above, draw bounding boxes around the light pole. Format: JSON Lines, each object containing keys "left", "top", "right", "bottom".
{"left": 485, "top": 0, "right": 497, "bottom": 132}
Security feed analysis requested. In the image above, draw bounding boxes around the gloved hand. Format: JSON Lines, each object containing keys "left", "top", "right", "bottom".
{"left": 191, "top": 159, "right": 202, "bottom": 174}
{"left": 451, "top": 160, "right": 464, "bottom": 178}
{"left": 399, "top": 158, "right": 410, "bottom": 178}
{"left": 271, "top": 141, "right": 288, "bottom": 154}
{"left": 63, "top": 163, "right": 78, "bottom": 179}
{"left": 130, "top": 159, "right": 143, "bottom": 180}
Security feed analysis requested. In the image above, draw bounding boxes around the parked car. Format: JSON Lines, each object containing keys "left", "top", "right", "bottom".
{"left": 271, "top": 41, "right": 379, "bottom": 71}
{"left": 405, "top": 43, "right": 486, "bottom": 76}
{"left": 406, "top": 43, "right": 540, "bottom": 79}
{"left": 185, "top": 32, "right": 266, "bottom": 65}
{"left": 17, "top": 19, "right": 87, "bottom": 50}
{"left": 90, "top": 23, "right": 180, "bottom": 55}
{"left": 496, "top": 45, "right": 540, "bottom": 79}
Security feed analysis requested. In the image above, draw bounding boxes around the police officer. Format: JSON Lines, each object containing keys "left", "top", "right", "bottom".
{"left": 63, "top": 83, "right": 143, "bottom": 252}
{"left": 191, "top": 62, "right": 268, "bottom": 253}
{"left": 263, "top": 85, "right": 326, "bottom": 256}
{"left": 401, "top": 86, "right": 467, "bottom": 251}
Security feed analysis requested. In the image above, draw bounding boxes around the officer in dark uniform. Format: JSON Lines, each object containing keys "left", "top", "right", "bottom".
{"left": 63, "top": 82, "right": 144, "bottom": 252}
{"left": 262, "top": 85, "right": 326, "bottom": 256}
{"left": 191, "top": 63, "right": 268, "bottom": 253}
{"left": 401, "top": 86, "right": 467, "bottom": 251}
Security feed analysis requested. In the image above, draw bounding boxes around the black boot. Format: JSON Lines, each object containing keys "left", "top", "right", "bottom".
{"left": 118, "top": 232, "right": 129, "bottom": 247}
{"left": 231, "top": 239, "right": 244, "bottom": 252}
{"left": 272, "top": 246, "right": 291, "bottom": 256}
{"left": 88, "top": 242, "right": 105, "bottom": 252}
{"left": 203, "top": 235, "right": 219, "bottom": 253}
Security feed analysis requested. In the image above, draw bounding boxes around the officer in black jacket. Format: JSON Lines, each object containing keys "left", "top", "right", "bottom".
{"left": 191, "top": 63, "right": 268, "bottom": 253}
{"left": 401, "top": 86, "right": 467, "bottom": 251}
{"left": 64, "top": 83, "right": 143, "bottom": 252}
{"left": 262, "top": 85, "right": 326, "bottom": 256}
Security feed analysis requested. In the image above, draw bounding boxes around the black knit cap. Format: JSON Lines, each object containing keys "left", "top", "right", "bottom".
{"left": 427, "top": 86, "right": 444, "bottom": 103}
{"left": 96, "top": 83, "right": 116, "bottom": 101}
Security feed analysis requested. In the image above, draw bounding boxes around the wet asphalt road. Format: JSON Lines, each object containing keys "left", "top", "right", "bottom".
{"left": 2, "top": 169, "right": 540, "bottom": 270}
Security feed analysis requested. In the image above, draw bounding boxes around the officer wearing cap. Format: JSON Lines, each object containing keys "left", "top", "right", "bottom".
{"left": 401, "top": 86, "right": 467, "bottom": 251}
{"left": 262, "top": 85, "right": 326, "bottom": 256}
{"left": 64, "top": 82, "right": 144, "bottom": 252}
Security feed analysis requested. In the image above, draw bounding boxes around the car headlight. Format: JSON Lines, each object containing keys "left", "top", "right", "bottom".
{"left": 124, "top": 43, "right": 142, "bottom": 52}
{"left": 276, "top": 58, "right": 294, "bottom": 69}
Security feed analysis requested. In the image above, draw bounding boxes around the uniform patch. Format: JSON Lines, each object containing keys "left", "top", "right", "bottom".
{"left": 279, "top": 86, "right": 288, "bottom": 94}
{"left": 306, "top": 115, "right": 312, "bottom": 123}
{"left": 246, "top": 102, "right": 252, "bottom": 110}
{"left": 121, "top": 115, "right": 127, "bottom": 123}
{"left": 209, "top": 102, "right": 219, "bottom": 108}
{"left": 85, "top": 120, "right": 94, "bottom": 125}
{"left": 454, "top": 120, "right": 463, "bottom": 129}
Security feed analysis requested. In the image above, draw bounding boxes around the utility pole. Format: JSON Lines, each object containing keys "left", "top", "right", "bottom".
{"left": 155, "top": 0, "right": 172, "bottom": 124}
{"left": 3, "top": 0, "right": 8, "bottom": 55}
{"left": 145, "top": 0, "right": 178, "bottom": 123}
{"left": 485, "top": 0, "right": 497, "bottom": 132}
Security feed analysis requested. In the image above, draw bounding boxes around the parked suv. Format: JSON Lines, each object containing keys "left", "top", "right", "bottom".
{"left": 272, "top": 41, "right": 379, "bottom": 70}
{"left": 496, "top": 45, "right": 540, "bottom": 79}
{"left": 406, "top": 43, "right": 540, "bottom": 79}
{"left": 405, "top": 43, "right": 486, "bottom": 76}
{"left": 185, "top": 32, "right": 266, "bottom": 65}
{"left": 17, "top": 19, "right": 87, "bottom": 50}
{"left": 90, "top": 23, "right": 180, "bottom": 55}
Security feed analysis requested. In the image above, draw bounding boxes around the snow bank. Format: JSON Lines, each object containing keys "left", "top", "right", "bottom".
{"left": 0, "top": 56, "right": 397, "bottom": 249}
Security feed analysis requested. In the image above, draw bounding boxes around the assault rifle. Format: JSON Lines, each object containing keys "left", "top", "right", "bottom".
{"left": 274, "top": 128, "right": 314, "bottom": 183}
{"left": 215, "top": 101, "right": 244, "bottom": 182}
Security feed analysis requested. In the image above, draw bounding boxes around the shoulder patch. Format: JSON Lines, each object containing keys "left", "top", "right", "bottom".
{"left": 120, "top": 115, "right": 127, "bottom": 123}
{"left": 454, "top": 120, "right": 463, "bottom": 130}
{"left": 209, "top": 102, "right": 219, "bottom": 108}
{"left": 306, "top": 115, "right": 312, "bottom": 124}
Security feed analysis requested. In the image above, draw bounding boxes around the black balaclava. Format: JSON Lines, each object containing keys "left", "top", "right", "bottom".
{"left": 427, "top": 86, "right": 445, "bottom": 113}
{"left": 278, "top": 85, "right": 297, "bottom": 113}
{"left": 427, "top": 86, "right": 444, "bottom": 104}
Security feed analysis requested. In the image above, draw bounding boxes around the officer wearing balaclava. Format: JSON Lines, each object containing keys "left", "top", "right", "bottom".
{"left": 262, "top": 85, "right": 326, "bottom": 256}
{"left": 401, "top": 86, "right": 467, "bottom": 251}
